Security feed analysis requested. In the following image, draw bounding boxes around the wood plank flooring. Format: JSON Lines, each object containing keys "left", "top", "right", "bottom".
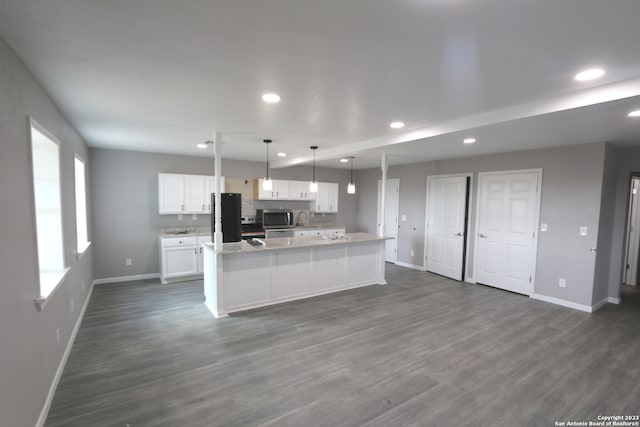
{"left": 46, "top": 265, "right": 640, "bottom": 426}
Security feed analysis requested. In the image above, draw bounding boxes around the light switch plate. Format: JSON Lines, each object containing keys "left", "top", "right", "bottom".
{"left": 401, "top": 215, "right": 407, "bottom": 222}
{"left": 579, "top": 226, "right": 588, "bottom": 236}
{"left": 540, "top": 223, "right": 548, "bottom": 232}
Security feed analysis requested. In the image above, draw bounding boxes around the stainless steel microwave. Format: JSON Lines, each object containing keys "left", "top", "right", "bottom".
{"left": 258, "top": 209, "right": 294, "bottom": 228}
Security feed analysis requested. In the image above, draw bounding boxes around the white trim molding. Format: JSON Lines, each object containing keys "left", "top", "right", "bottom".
{"left": 530, "top": 293, "right": 614, "bottom": 313}
{"left": 93, "top": 273, "right": 160, "bottom": 285}
{"left": 36, "top": 282, "right": 94, "bottom": 427}
{"left": 395, "top": 261, "right": 426, "bottom": 271}
{"left": 608, "top": 296, "right": 621, "bottom": 304}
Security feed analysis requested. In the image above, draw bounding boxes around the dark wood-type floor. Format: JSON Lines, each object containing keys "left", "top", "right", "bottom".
{"left": 46, "top": 265, "right": 640, "bottom": 427}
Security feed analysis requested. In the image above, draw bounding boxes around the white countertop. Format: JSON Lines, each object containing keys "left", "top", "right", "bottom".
{"left": 203, "top": 232, "right": 391, "bottom": 254}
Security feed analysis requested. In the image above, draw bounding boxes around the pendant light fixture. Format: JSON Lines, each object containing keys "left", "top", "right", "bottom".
{"left": 262, "top": 139, "right": 273, "bottom": 191}
{"left": 347, "top": 156, "right": 356, "bottom": 194}
{"left": 309, "top": 146, "right": 318, "bottom": 193}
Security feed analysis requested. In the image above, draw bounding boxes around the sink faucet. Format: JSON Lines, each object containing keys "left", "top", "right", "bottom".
{"left": 296, "top": 211, "right": 309, "bottom": 226}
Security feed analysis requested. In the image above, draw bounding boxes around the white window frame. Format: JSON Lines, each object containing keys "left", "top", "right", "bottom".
{"left": 74, "top": 154, "right": 91, "bottom": 256}
{"left": 29, "top": 118, "right": 70, "bottom": 309}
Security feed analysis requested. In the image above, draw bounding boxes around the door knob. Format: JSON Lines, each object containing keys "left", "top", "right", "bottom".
{"left": 590, "top": 247, "right": 597, "bottom": 253}
{"left": 478, "top": 233, "right": 487, "bottom": 238}
{"left": 454, "top": 232, "right": 463, "bottom": 237}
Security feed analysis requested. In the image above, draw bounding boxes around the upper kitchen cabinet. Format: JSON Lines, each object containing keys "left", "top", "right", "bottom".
{"left": 158, "top": 173, "right": 225, "bottom": 214}
{"left": 312, "top": 182, "right": 339, "bottom": 213}
{"left": 255, "top": 179, "right": 290, "bottom": 200}
{"left": 225, "top": 178, "right": 255, "bottom": 200}
{"left": 289, "top": 181, "right": 316, "bottom": 201}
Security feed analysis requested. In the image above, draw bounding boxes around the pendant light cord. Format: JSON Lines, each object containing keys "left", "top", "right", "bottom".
{"left": 350, "top": 156, "right": 354, "bottom": 183}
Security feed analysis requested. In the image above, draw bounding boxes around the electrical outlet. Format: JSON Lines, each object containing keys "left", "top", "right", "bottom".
{"left": 579, "top": 226, "right": 588, "bottom": 236}
{"left": 401, "top": 215, "right": 407, "bottom": 222}
{"left": 410, "top": 250, "right": 415, "bottom": 257}
{"left": 559, "top": 278, "right": 566, "bottom": 288}
{"left": 56, "top": 328, "right": 60, "bottom": 345}
{"left": 70, "top": 298, "right": 74, "bottom": 313}
{"left": 192, "top": 214, "right": 197, "bottom": 220}
{"left": 540, "top": 223, "right": 548, "bottom": 232}
{"left": 126, "top": 258, "right": 132, "bottom": 266}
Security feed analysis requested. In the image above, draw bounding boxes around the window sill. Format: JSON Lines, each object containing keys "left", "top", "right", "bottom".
{"left": 34, "top": 267, "right": 71, "bottom": 311}
{"left": 75, "top": 241, "right": 92, "bottom": 260}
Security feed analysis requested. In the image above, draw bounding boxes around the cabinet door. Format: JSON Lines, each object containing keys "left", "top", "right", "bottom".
{"left": 162, "top": 246, "right": 199, "bottom": 278}
{"left": 197, "top": 236, "right": 212, "bottom": 272}
{"left": 312, "top": 182, "right": 329, "bottom": 212}
{"left": 204, "top": 176, "right": 225, "bottom": 213}
{"left": 186, "top": 175, "right": 207, "bottom": 213}
{"left": 274, "top": 180, "right": 290, "bottom": 199}
{"left": 327, "top": 183, "right": 339, "bottom": 212}
{"left": 290, "top": 181, "right": 315, "bottom": 200}
{"left": 159, "top": 173, "right": 185, "bottom": 214}
{"left": 256, "top": 178, "right": 276, "bottom": 199}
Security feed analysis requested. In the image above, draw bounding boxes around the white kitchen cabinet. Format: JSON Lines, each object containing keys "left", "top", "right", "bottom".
{"left": 186, "top": 175, "right": 207, "bottom": 212}
{"left": 197, "top": 235, "right": 212, "bottom": 273}
{"left": 312, "top": 182, "right": 339, "bottom": 213}
{"left": 204, "top": 176, "right": 225, "bottom": 213}
{"left": 158, "top": 173, "right": 224, "bottom": 214}
{"left": 159, "top": 173, "right": 187, "bottom": 214}
{"left": 255, "top": 179, "right": 290, "bottom": 200}
{"left": 160, "top": 235, "right": 212, "bottom": 283}
{"left": 289, "top": 181, "right": 315, "bottom": 201}
{"left": 160, "top": 236, "right": 199, "bottom": 282}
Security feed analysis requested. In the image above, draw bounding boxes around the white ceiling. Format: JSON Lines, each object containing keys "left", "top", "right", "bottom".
{"left": 1, "top": 0, "right": 640, "bottom": 170}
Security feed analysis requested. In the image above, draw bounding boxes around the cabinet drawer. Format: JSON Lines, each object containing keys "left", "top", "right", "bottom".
{"left": 161, "top": 236, "right": 198, "bottom": 248}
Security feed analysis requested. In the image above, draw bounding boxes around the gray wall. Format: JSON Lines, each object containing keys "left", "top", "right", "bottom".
{"left": 357, "top": 142, "right": 608, "bottom": 308}
{"left": 90, "top": 148, "right": 358, "bottom": 280}
{"left": 0, "top": 37, "right": 93, "bottom": 426}
{"left": 592, "top": 144, "right": 619, "bottom": 304}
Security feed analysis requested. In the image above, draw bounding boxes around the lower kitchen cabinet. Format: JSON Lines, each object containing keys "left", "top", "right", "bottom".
{"left": 160, "top": 235, "right": 211, "bottom": 283}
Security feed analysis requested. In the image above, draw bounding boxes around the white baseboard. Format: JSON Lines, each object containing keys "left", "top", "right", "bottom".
{"left": 395, "top": 261, "right": 426, "bottom": 271}
{"left": 591, "top": 298, "right": 609, "bottom": 312}
{"left": 530, "top": 293, "right": 614, "bottom": 313}
{"left": 36, "top": 281, "right": 94, "bottom": 427}
{"left": 465, "top": 276, "right": 476, "bottom": 284}
{"left": 93, "top": 273, "right": 160, "bottom": 285}
{"left": 608, "top": 296, "right": 621, "bottom": 304}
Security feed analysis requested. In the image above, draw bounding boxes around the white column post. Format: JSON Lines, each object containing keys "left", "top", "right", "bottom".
{"left": 213, "top": 132, "right": 223, "bottom": 250}
{"left": 378, "top": 153, "right": 388, "bottom": 237}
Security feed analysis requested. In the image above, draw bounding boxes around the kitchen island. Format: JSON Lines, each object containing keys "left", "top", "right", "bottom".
{"left": 203, "top": 233, "right": 390, "bottom": 318}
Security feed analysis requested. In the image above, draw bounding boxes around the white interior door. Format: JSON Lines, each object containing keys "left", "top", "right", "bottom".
{"left": 378, "top": 179, "right": 399, "bottom": 263}
{"left": 426, "top": 176, "right": 468, "bottom": 281}
{"left": 624, "top": 177, "right": 640, "bottom": 285}
{"left": 475, "top": 171, "right": 540, "bottom": 295}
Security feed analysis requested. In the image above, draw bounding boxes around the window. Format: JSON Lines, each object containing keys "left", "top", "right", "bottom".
{"left": 74, "top": 156, "right": 90, "bottom": 254}
{"left": 30, "top": 119, "right": 68, "bottom": 300}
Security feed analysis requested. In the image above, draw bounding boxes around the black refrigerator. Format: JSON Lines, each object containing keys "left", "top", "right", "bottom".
{"left": 211, "top": 193, "right": 242, "bottom": 243}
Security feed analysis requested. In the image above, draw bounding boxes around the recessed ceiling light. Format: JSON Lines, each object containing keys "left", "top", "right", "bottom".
{"left": 574, "top": 68, "right": 605, "bottom": 81}
{"left": 277, "top": 152, "right": 287, "bottom": 157}
{"left": 390, "top": 122, "right": 405, "bottom": 129}
{"left": 262, "top": 93, "right": 281, "bottom": 103}
{"left": 340, "top": 158, "right": 349, "bottom": 163}
{"left": 628, "top": 110, "right": 640, "bottom": 117}
{"left": 197, "top": 143, "right": 208, "bottom": 149}
{"left": 463, "top": 138, "right": 476, "bottom": 144}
